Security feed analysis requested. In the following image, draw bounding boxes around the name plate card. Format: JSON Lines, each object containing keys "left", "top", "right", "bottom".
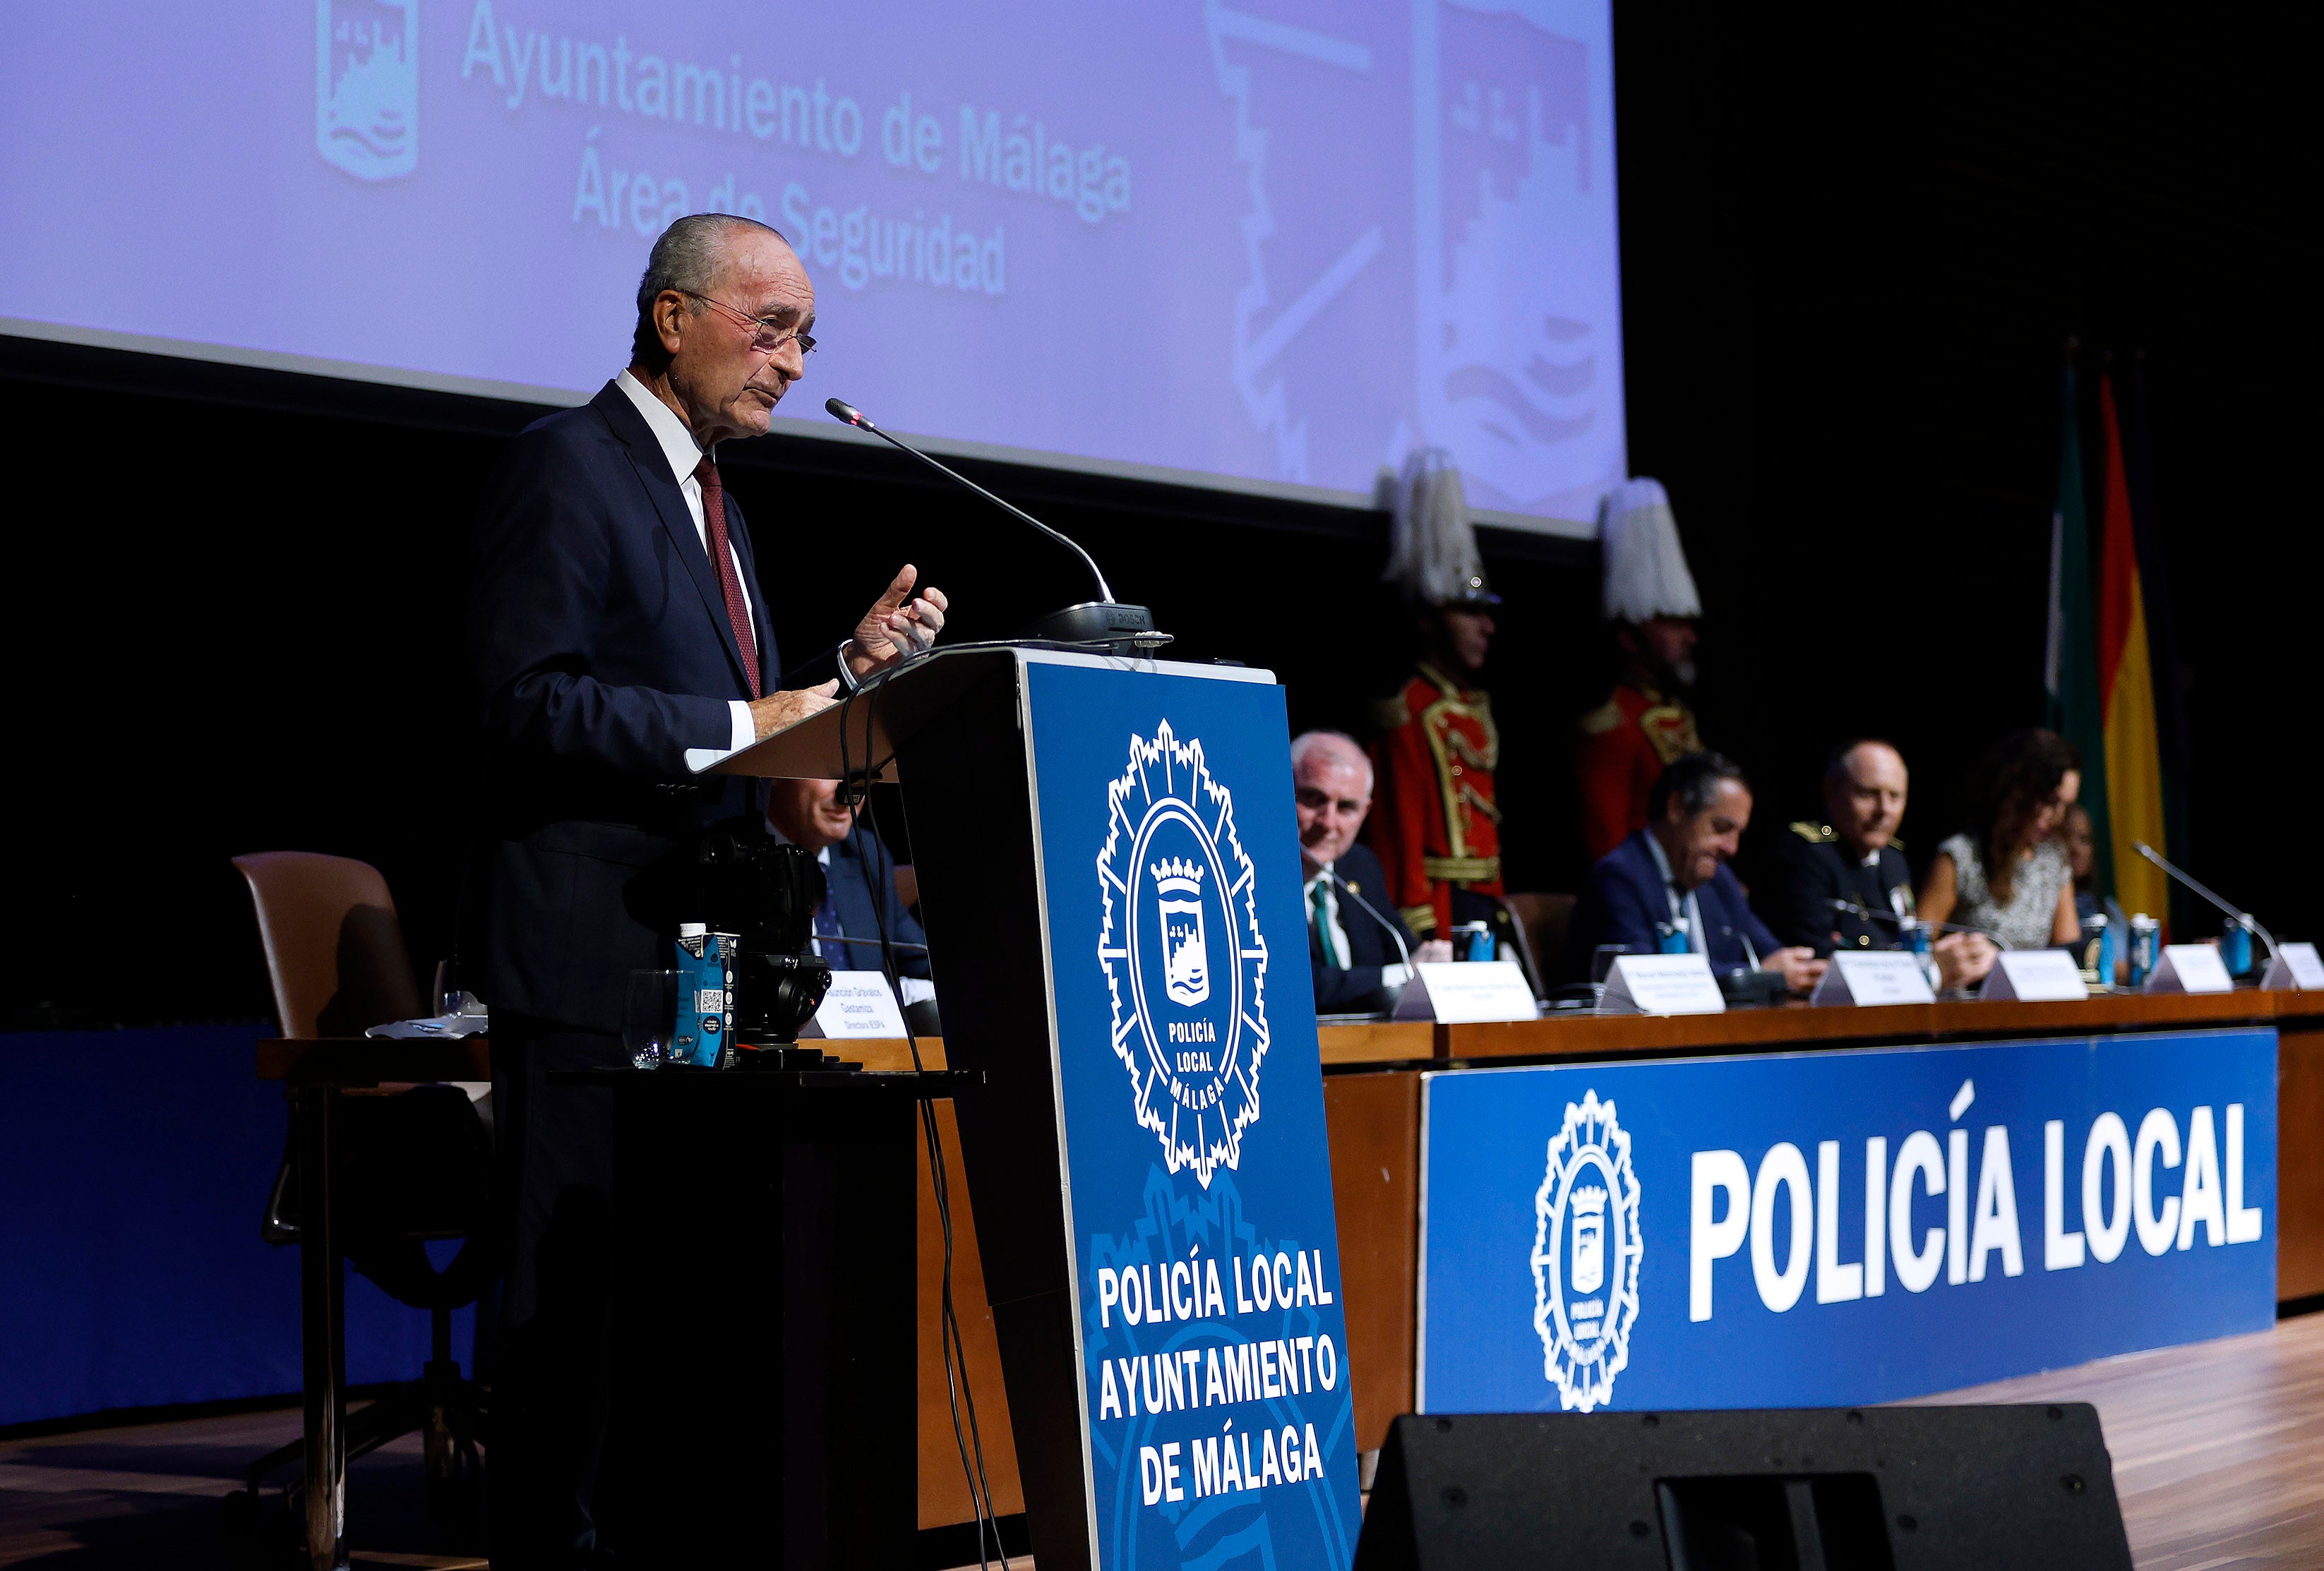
{"left": 805, "top": 971, "right": 909, "bottom": 1038}
{"left": 1599, "top": 953, "right": 1726, "bottom": 1016}
{"left": 1810, "top": 949, "right": 1937, "bottom": 1007}
{"left": 1978, "top": 949, "right": 2090, "bottom": 1002}
{"left": 2263, "top": 942, "right": 2324, "bottom": 992}
{"left": 1394, "top": 961, "right": 1540, "bottom": 1024}
{"left": 2146, "top": 944, "right": 2235, "bottom": 995}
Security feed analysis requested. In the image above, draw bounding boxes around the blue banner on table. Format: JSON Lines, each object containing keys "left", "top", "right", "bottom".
{"left": 1420, "top": 1030, "right": 2275, "bottom": 1412}
{"left": 1026, "top": 658, "right": 1360, "bottom": 1571}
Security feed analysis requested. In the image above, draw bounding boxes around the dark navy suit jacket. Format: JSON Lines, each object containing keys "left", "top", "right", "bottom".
{"left": 820, "top": 831, "right": 932, "bottom": 981}
{"left": 465, "top": 380, "right": 825, "bottom": 1031}
{"left": 1571, "top": 829, "right": 1780, "bottom": 975}
{"left": 1308, "top": 842, "right": 1420, "bottom": 1013}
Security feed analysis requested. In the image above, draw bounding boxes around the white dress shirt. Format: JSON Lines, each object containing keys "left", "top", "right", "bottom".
{"left": 1642, "top": 831, "right": 1708, "bottom": 955}
{"left": 614, "top": 370, "right": 759, "bottom": 766}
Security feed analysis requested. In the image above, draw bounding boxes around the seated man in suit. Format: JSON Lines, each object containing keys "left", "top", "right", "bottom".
{"left": 1768, "top": 739, "right": 1996, "bottom": 989}
{"left": 1294, "top": 730, "right": 1451, "bottom": 1013}
{"left": 1571, "top": 750, "right": 1826, "bottom": 994}
{"left": 765, "top": 778, "right": 935, "bottom": 1011}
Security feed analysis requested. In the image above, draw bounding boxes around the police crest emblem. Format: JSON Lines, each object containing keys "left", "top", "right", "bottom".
{"left": 1529, "top": 1090, "right": 1642, "bottom": 1411}
{"left": 1097, "top": 721, "right": 1269, "bottom": 1186}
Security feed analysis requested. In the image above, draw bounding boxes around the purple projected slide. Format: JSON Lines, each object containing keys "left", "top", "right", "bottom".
{"left": 1, "top": 1, "right": 1624, "bottom": 524}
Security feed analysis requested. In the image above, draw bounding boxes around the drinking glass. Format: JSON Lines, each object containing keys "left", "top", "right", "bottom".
{"left": 624, "top": 969, "right": 679, "bottom": 1068}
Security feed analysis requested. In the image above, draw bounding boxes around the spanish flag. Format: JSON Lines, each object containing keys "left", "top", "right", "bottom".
{"left": 2095, "top": 375, "right": 2167, "bottom": 924}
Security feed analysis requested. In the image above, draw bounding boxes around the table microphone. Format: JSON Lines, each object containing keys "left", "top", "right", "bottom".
{"left": 2131, "top": 841, "right": 2275, "bottom": 964}
{"left": 1828, "top": 897, "right": 2007, "bottom": 946}
{"left": 825, "top": 397, "right": 1165, "bottom": 648}
{"left": 1324, "top": 867, "right": 1415, "bottom": 972}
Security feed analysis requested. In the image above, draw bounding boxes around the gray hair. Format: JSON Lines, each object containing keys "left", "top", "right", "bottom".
{"left": 630, "top": 213, "right": 787, "bottom": 369}
{"left": 1290, "top": 730, "right": 1373, "bottom": 791}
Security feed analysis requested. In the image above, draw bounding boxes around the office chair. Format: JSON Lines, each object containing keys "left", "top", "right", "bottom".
{"left": 224, "top": 852, "right": 496, "bottom": 1539}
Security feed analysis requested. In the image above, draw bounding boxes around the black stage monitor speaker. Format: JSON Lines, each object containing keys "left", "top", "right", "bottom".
{"left": 1354, "top": 1405, "right": 2132, "bottom": 1571}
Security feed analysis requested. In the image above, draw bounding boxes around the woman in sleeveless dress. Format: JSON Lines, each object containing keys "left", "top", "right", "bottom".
{"left": 1919, "top": 728, "right": 2083, "bottom": 953}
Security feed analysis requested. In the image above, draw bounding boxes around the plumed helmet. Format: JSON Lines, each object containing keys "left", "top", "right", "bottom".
{"left": 1598, "top": 476, "right": 1701, "bottom": 622}
{"left": 1384, "top": 448, "right": 1499, "bottom": 608}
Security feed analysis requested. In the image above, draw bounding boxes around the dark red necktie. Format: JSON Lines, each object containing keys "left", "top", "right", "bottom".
{"left": 693, "top": 457, "right": 761, "bottom": 698}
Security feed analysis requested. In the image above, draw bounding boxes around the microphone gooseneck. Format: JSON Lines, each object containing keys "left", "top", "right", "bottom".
{"left": 2132, "top": 841, "right": 2276, "bottom": 961}
{"left": 1325, "top": 866, "right": 1413, "bottom": 972}
{"left": 1828, "top": 897, "right": 2008, "bottom": 948}
{"left": 827, "top": 396, "right": 1117, "bottom": 604}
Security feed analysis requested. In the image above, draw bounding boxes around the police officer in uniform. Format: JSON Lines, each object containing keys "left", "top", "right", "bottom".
{"left": 1769, "top": 739, "right": 1997, "bottom": 988}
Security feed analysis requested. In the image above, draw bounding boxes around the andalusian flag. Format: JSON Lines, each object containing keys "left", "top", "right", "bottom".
{"left": 2095, "top": 375, "right": 2168, "bottom": 923}
{"left": 2045, "top": 363, "right": 2111, "bottom": 890}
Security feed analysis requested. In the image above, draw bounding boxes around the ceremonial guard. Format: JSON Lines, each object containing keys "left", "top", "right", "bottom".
{"left": 1365, "top": 451, "right": 1520, "bottom": 963}
{"left": 1576, "top": 478, "right": 1706, "bottom": 861}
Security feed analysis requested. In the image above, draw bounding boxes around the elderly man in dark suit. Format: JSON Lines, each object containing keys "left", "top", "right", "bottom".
{"left": 1570, "top": 750, "right": 1826, "bottom": 994}
{"left": 466, "top": 212, "right": 946, "bottom": 1567}
{"left": 1293, "top": 730, "right": 1451, "bottom": 1013}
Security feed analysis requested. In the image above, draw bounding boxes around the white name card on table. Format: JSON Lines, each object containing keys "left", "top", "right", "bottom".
{"left": 2263, "top": 942, "right": 2324, "bottom": 991}
{"left": 1978, "top": 949, "right": 2090, "bottom": 1002}
{"left": 1810, "top": 949, "right": 1937, "bottom": 1007}
{"left": 2145, "top": 944, "right": 2235, "bottom": 995}
{"left": 1392, "top": 961, "right": 1541, "bottom": 1024}
{"left": 805, "top": 971, "right": 909, "bottom": 1038}
{"left": 1598, "top": 953, "right": 1727, "bottom": 1016}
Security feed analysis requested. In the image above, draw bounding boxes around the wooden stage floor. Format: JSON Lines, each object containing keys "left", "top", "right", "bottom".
{"left": 1903, "top": 1309, "right": 2324, "bottom": 1570}
{"left": 6, "top": 1312, "right": 2320, "bottom": 1568}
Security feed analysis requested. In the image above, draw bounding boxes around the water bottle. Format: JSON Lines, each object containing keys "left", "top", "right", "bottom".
{"left": 2220, "top": 917, "right": 2254, "bottom": 978}
{"left": 1900, "top": 916, "right": 1941, "bottom": 991}
{"left": 1656, "top": 920, "right": 1691, "bottom": 956}
{"left": 1450, "top": 920, "right": 1495, "bottom": 962}
{"left": 2082, "top": 913, "right": 2115, "bottom": 987}
{"left": 2128, "top": 915, "right": 2159, "bottom": 987}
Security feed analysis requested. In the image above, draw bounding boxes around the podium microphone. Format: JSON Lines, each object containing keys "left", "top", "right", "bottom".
{"left": 2131, "top": 841, "right": 2275, "bottom": 963}
{"left": 825, "top": 398, "right": 1166, "bottom": 648}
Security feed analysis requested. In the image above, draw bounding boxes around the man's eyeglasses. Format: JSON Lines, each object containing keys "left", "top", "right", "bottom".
{"left": 679, "top": 289, "right": 817, "bottom": 357}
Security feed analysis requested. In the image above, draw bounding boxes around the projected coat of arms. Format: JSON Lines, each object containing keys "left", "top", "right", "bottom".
{"left": 1097, "top": 721, "right": 1270, "bottom": 1186}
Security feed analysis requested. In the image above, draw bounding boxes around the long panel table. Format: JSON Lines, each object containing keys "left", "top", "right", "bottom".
{"left": 872, "top": 989, "right": 2324, "bottom": 1529}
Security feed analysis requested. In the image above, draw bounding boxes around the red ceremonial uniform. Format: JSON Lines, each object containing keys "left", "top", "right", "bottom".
{"left": 1366, "top": 663, "right": 1503, "bottom": 939}
{"left": 1575, "top": 682, "right": 1703, "bottom": 862}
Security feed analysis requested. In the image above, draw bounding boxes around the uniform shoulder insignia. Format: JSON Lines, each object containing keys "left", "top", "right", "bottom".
{"left": 1888, "top": 836, "right": 1907, "bottom": 851}
{"left": 1789, "top": 821, "right": 1833, "bottom": 843}
{"left": 1372, "top": 694, "right": 1411, "bottom": 729}
{"left": 1579, "top": 698, "right": 1624, "bottom": 736}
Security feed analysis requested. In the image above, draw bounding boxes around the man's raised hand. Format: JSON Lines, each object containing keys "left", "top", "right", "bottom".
{"left": 847, "top": 564, "right": 948, "bottom": 678}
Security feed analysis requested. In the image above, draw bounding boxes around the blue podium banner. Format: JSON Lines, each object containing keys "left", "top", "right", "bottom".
{"left": 1026, "top": 657, "right": 1360, "bottom": 1571}
{"left": 1420, "top": 1030, "right": 2276, "bottom": 1414}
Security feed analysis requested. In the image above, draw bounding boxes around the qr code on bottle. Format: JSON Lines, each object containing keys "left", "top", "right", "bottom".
{"left": 697, "top": 989, "right": 724, "bottom": 1013}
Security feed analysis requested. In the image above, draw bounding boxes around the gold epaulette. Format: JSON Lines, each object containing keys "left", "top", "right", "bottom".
{"left": 1790, "top": 821, "right": 1835, "bottom": 843}
{"left": 1422, "top": 854, "right": 1502, "bottom": 883}
{"left": 1579, "top": 697, "right": 1624, "bottom": 736}
{"left": 1888, "top": 836, "right": 1907, "bottom": 851}
{"left": 1400, "top": 903, "right": 1438, "bottom": 936}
